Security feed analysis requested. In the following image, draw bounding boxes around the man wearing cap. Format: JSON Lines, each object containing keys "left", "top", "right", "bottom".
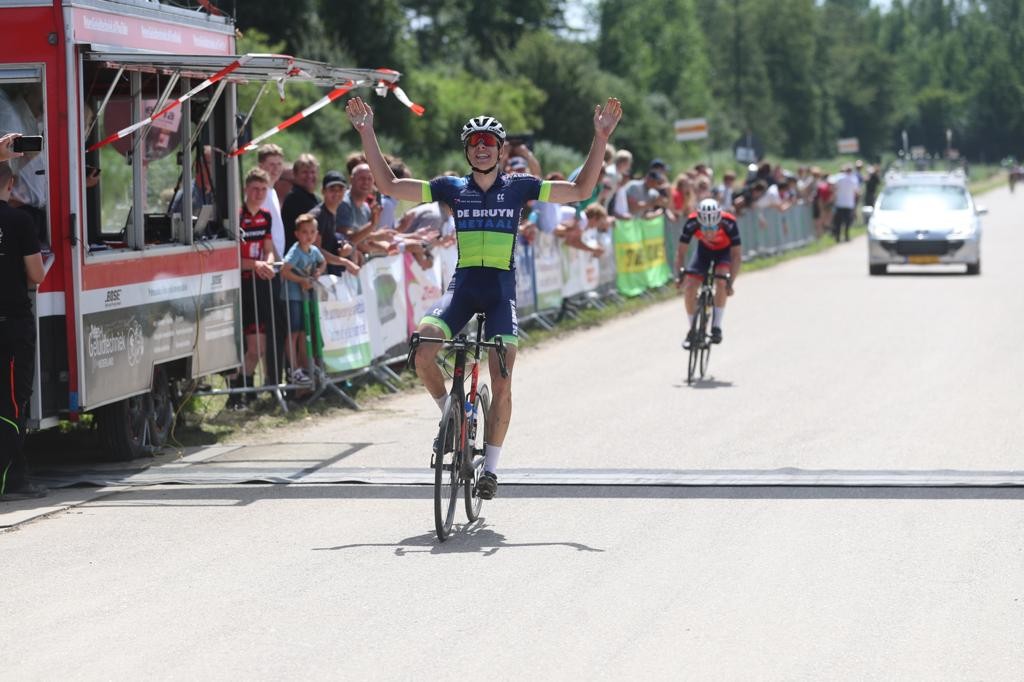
{"left": 309, "top": 170, "right": 360, "bottom": 273}
{"left": 650, "top": 158, "right": 669, "bottom": 176}
{"left": 624, "top": 169, "right": 670, "bottom": 218}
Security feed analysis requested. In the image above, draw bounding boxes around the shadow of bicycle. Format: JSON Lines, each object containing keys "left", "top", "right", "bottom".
{"left": 673, "top": 377, "right": 734, "bottom": 389}
{"left": 314, "top": 519, "right": 605, "bottom": 556}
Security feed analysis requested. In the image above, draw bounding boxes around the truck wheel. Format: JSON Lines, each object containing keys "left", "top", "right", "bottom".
{"left": 966, "top": 260, "right": 981, "bottom": 275}
{"left": 97, "top": 366, "right": 175, "bottom": 461}
{"left": 869, "top": 264, "right": 887, "bottom": 276}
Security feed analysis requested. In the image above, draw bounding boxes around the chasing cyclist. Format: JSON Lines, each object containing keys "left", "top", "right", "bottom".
{"left": 676, "top": 198, "right": 742, "bottom": 348}
{"left": 345, "top": 96, "right": 622, "bottom": 500}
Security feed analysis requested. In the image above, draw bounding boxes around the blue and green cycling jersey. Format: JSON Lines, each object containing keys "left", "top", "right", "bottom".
{"left": 424, "top": 173, "right": 553, "bottom": 270}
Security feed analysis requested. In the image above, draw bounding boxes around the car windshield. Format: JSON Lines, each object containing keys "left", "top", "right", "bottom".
{"left": 879, "top": 185, "right": 969, "bottom": 211}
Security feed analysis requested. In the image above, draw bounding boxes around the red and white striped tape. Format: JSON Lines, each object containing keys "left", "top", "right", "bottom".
{"left": 229, "top": 81, "right": 357, "bottom": 158}
{"left": 373, "top": 68, "right": 426, "bottom": 116}
{"left": 229, "top": 74, "right": 426, "bottom": 158}
{"left": 87, "top": 54, "right": 259, "bottom": 152}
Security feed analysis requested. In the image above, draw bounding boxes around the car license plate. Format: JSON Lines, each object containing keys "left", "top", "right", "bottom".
{"left": 907, "top": 255, "right": 939, "bottom": 265}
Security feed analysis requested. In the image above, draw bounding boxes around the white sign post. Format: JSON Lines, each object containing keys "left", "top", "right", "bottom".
{"left": 675, "top": 118, "right": 709, "bottom": 142}
{"left": 837, "top": 137, "right": 860, "bottom": 154}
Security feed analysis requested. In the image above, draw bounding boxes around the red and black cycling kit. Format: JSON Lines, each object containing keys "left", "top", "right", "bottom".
{"left": 239, "top": 205, "right": 274, "bottom": 334}
{"left": 679, "top": 211, "right": 742, "bottom": 278}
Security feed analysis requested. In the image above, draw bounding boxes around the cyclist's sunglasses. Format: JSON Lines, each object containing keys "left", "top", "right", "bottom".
{"left": 466, "top": 132, "right": 500, "bottom": 148}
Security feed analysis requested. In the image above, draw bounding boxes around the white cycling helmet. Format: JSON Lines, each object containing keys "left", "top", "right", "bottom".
{"left": 697, "top": 198, "right": 721, "bottom": 229}
{"left": 460, "top": 116, "right": 506, "bottom": 145}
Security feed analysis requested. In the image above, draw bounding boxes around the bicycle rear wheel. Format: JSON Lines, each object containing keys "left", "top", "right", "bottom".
{"left": 434, "top": 401, "right": 461, "bottom": 541}
{"left": 465, "top": 385, "right": 489, "bottom": 521}
{"left": 698, "top": 296, "right": 712, "bottom": 378}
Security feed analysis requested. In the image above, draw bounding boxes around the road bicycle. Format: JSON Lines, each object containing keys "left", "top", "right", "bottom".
{"left": 684, "top": 267, "right": 731, "bottom": 384}
{"left": 408, "top": 313, "right": 508, "bottom": 541}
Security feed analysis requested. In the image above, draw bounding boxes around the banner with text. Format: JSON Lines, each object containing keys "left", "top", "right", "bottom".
{"left": 317, "top": 274, "right": 372, "bottom": 373}
{"left": 403, "top": 251, "right": 444, "bottom": 333}
{"left": 533, "top": 230, "right": 564, "bottom": 311}
{"left": 514, "top": 239, "right": 538, "bottom": 318}
{"left": 614, "top": 216, "right": 671, "bottom": 296}
{"left": 359, "top": 255, "right": 408, "bottom": 356}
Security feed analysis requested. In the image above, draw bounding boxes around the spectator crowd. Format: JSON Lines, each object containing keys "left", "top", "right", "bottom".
{"left": 228, "top": 136, "right": 880, "bottom": 409}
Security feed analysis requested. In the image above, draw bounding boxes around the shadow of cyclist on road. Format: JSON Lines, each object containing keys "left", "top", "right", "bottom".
{"left": 314, "top": 520, "right": 605, "bottom": 556}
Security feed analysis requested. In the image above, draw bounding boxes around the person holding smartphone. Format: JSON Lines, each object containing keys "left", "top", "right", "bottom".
{"left": 0, "top": 85, "right": 48, "bottom": 243}
{"left": 0, "top": 159, "right": 46, "bottom": 500}
{"left": 0, "top": 133, "right": 25, "bottom": 163}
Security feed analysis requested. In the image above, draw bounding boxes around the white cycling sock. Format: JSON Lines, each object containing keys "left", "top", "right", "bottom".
{"left": 687, "top": 313, "right": 696, "bottom": 328}
{"left": 712, "top": 307, "right": 725, "bottom": 328}
{"left": 484, "top": 444, "right": 501, "bottom": 475}
{"left": 435, "top": 395, "right": 446, "bottom": 413}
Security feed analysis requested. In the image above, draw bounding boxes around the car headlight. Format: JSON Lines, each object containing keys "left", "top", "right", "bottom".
{"left": 948, "top": 223, "right": 977, "bottom": 239}
{"left": 870, "top": 222, "right": 897, "bottom": 239}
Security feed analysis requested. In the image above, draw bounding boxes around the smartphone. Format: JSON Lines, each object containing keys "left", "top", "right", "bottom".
{"left": 507, "top": 133, "right": 534, "bottom": 151}
{"left": 12, "top": 135, "right": 43, "bottom": 153}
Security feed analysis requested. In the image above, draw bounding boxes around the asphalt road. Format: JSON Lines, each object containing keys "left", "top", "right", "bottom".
{"left": 3, "top": 186, "right": 1023, "bottom": 679}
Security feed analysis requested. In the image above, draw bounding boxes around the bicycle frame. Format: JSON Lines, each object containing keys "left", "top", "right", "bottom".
{"left": 409, "top": 313, "right": 508, "bottom": 475}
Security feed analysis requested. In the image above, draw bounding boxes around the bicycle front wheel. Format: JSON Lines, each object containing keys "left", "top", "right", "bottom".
{"left": 465, "top": 385, "right": 490, "bottom": 522}
{"left": 686, "top": 304, "right": 702, "bottom": 384}
{"left": 434, "top": 402, "right": 461, "bottom": 541}
{"left": 687, "top": 291, "right": 708, "bottom": 384}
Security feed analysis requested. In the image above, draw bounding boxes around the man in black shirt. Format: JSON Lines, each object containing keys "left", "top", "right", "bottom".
{"left": 280, "top": 153, "right": 320, "bottom": 254}
{"left": 0, "top": 159, "right": 46, "bottom": 500}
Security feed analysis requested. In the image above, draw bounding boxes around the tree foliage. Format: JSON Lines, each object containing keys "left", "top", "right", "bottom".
{"left": 228, "top": 0, "right": 1024, "bottom": 175}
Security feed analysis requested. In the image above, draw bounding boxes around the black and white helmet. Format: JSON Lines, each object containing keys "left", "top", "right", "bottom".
{"left": 460, "top": 116, "right": 506, "bottom": 144}
{"left": 697, "top": 198, "right": 722, "bottom": 229}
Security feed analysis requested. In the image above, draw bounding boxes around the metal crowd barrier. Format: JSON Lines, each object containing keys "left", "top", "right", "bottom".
{"left": 204, "top": 204, "right": 816, "bottom": 414}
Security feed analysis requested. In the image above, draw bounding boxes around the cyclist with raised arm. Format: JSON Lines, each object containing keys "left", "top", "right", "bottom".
{"left": 346, "top": 96, "right": 622, "bottom": 500}
{"left": 676, "top": 198, "right": 742, "bottom": 349}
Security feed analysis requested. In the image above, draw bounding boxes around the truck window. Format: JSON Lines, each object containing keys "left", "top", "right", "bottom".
{"left": 83, "top": 65, "right": 227, "bottom": 252}
{"left": 0, "top": 75, "right": 50, "bottom": 247}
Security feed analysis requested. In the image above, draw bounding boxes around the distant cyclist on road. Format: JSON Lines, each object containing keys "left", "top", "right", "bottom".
{"left": 676, "top": 198, "right": 742, "bottom": 348}
{"left": 345, "top": 95, "right": 622, "bottom": 500}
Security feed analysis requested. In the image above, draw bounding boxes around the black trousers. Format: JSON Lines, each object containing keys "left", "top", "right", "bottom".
{"left": 832, "top": 207, "right": 854, "bottom": 242}
{"left": 0, "top": 317, "right": 36, "bottom": 493}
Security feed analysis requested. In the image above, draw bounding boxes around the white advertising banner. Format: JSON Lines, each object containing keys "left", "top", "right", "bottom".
{"left": 597, "top": 230, "right": 617, "bottom": 290}
{"left": 580, "top": 229, "right": 601, "bottom": 292}
{"left": 403, "top": 251, "right": 444, "bottom": 333}
{"left": 533, "top": 230, "right": 564, "bottom": 311}
{"left": 317, "top": 274, "right": 372, "bottom": 373}
{"left": 437, "top": 244, "right": 459, "bottom": 290}
{"left": 560, "top": 241, "right": 586, "bottom": 298}
{"left": 359, "top": 254, "right": 408, "bottom": 356}
{"left": 514, "top": 239, "right": 537, "bottom": 317}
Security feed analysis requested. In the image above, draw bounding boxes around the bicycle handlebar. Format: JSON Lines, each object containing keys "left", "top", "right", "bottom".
{"left": 406, "top": 333, "right": 509, "bottom": 378}
{"left": 678, "top": 268, "right": 732, "bottom": 282}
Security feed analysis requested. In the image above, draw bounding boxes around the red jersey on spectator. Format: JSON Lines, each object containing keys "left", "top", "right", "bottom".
{"left": 239, "top": 205, "right": 272, "bottom": 279}
{"left": 816, "top": 181, "right": 833, "bottom": 204}
{"left": 680, "top": 211, "right": 742, "bottom": 251}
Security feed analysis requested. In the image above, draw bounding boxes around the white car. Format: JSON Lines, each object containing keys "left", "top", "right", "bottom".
{"left": 865, "top": 170, "right": 985, "bottom": 275}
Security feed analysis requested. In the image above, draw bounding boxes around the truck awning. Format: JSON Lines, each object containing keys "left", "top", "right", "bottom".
{"left": 83, "top": 51, "right": 401, "bottom": 88}
{"left": 85, "top": 52, "right": 422, "bottom": 153}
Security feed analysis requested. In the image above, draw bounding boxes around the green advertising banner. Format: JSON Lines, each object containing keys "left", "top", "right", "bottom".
{"left": 640, "top": 216, "right": 672, "bottom": 288}
{"left": 614, "top": 216, "right": 670, "bottom": 296}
